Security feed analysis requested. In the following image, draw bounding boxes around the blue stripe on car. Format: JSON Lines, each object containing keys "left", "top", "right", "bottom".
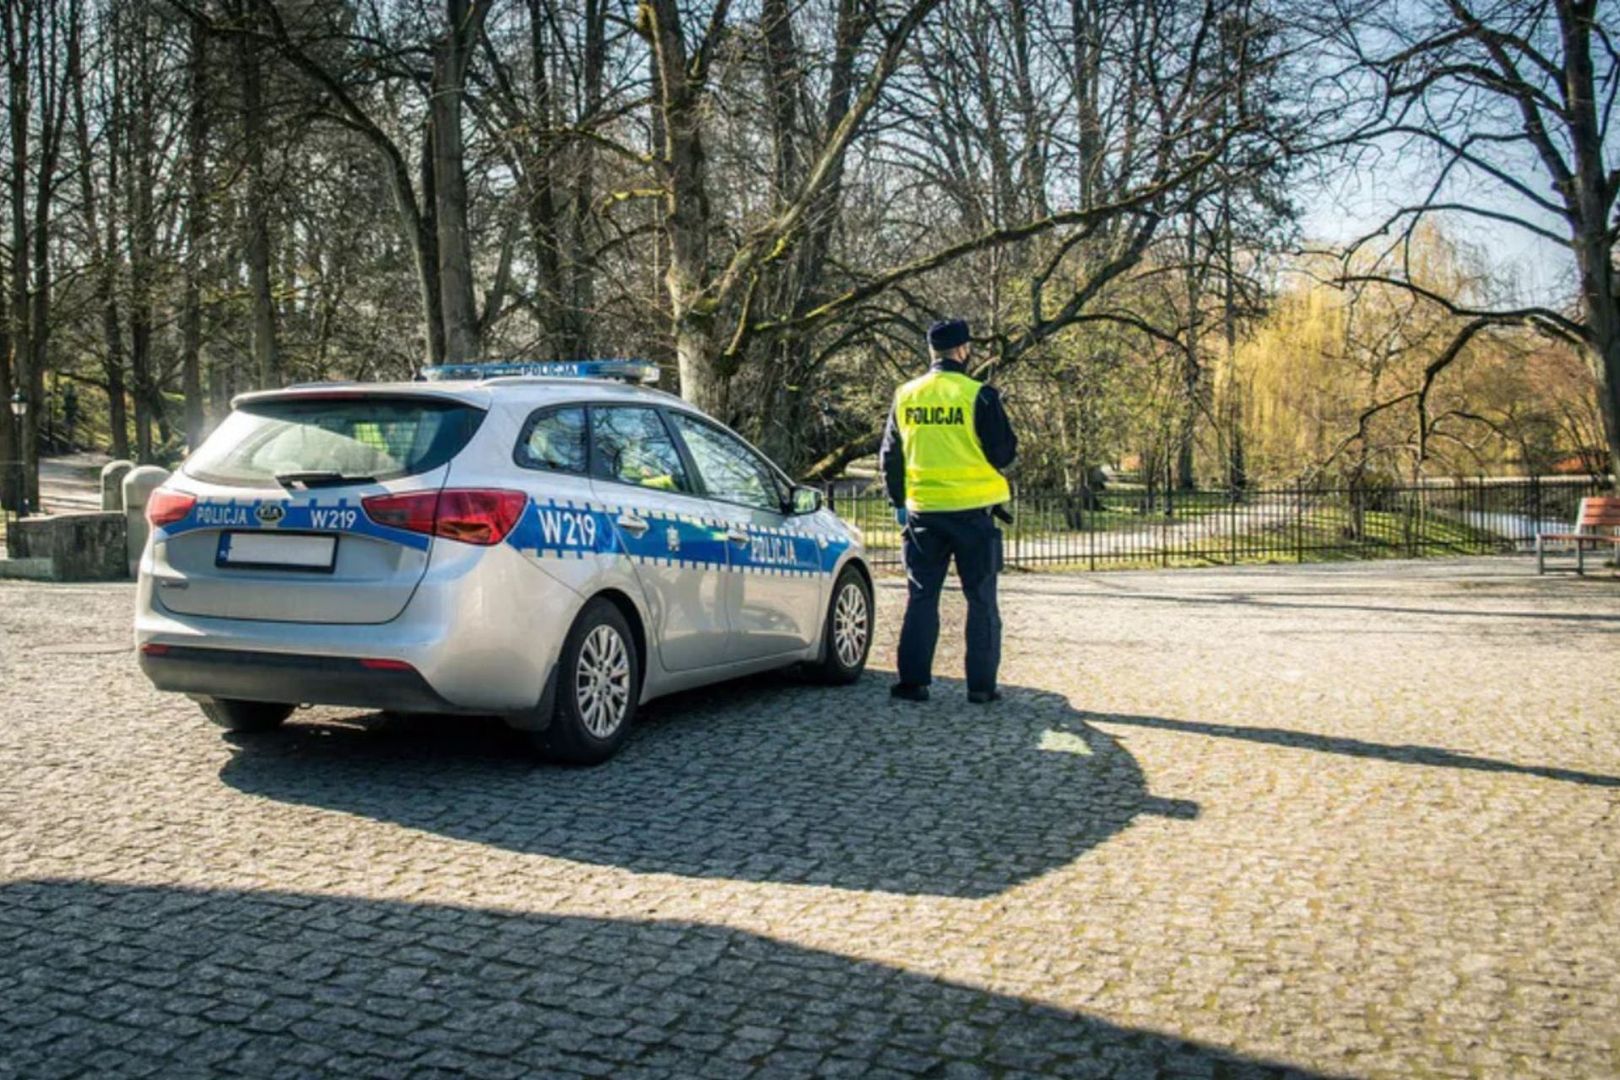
{"left": 155, "top": 497, "right": 433, "bottom": 551}
{"left": 507, "top": 498, "right": 851, "bottom": 575}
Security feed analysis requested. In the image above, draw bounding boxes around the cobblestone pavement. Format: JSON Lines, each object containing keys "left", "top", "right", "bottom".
{"left": 1, "top": 558, "right": 1617, "bottom": 1078}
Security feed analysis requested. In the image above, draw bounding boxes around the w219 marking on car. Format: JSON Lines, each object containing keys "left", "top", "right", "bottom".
{"left": 538, "top": 508, "right": 598, "bottom": 549}
{"left": 309, "top": 508, "right": 358, "bottom": 530}
{"left": 135, "top": 361, "right": 872, "bottom": 765}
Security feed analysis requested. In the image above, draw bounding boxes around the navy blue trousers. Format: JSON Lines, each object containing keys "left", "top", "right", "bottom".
{"left": 897, "top": 508, "right": 1002, "bottom": 694}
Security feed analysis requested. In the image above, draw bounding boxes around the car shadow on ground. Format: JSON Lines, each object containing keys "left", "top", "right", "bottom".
{"left": 0, "top": 879, "right": 1337, "bottom": 1078}
{"left": 1087, "top": 711, "right": 1620, "bottom": 788}
{"left": 219, "top": 674, "right": 1198, "bottom": 899}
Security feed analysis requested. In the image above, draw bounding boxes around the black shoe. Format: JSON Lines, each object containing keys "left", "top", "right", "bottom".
{"left": 890, "top": 683, "right": 930, "bottom": 702}
{"left": 967, "top": 689, "right": 1001, "bottom": 704}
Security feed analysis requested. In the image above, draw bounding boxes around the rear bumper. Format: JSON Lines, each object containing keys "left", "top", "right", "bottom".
{"left": 140, "top": 646, "right": 461, "bottom": 712}
{"left": 134, "top": 541, "right": 586, "bottom": 713}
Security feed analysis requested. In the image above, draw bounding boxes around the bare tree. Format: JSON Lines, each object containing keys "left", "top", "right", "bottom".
{"left": 3, "top": 0, "right": 78, "bottom": 498}
{"left": 1323, "top": 0, "right": 1620, "bottom": 482}
{"left": 67, "top": 0, "right": 129, "bottom": 459}
{"left": 179, "top": 13, "right": 209, "bottom": 444}
{"left": 636, "top": 0, "right": 944, "bottom": 414}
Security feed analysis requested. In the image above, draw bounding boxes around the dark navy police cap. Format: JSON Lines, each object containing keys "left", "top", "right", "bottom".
{"left": 927, "top": 319, "right": 970, "bottom": 351}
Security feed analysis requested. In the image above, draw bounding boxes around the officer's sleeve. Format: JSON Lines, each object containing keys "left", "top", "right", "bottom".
{"left": 878, "top": 403, "right": 906, "bottom": 508}
{"left": 974, "top": 384, "right": 1018, "bottom": 471}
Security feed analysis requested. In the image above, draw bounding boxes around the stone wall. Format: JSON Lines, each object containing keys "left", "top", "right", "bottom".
{"left": 10, "top": 512, "right": 129, "bottom": 581}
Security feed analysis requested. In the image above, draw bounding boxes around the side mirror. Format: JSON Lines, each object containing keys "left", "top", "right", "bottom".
{"left": 790, "top": 485, "right": 824, "bottom": 515}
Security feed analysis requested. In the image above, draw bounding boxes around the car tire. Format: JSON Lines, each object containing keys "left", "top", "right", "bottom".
{"left": 198, "top": 698, "right": 294, "bottom": 733}
{"left": 809, "top": 566, "right": 872, "bottom": 685}
{"left": 535, "top": 598, "right": 639, "bottom": 765}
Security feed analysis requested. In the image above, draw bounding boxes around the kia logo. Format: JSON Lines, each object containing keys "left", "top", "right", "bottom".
{"left": 255, "top": 503, "right": 286, "bottom": 524}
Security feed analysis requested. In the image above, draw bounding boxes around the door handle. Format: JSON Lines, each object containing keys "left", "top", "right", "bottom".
{"left": 616, "top": 513, "right": 650, "bottom": 537}
{"left": 726, "top": 529, "right": 751, "bottom": 545}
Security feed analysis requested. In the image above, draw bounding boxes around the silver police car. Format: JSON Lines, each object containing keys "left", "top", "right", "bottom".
{"left": 135, "top": 361, "right": 873, "bottom": 764}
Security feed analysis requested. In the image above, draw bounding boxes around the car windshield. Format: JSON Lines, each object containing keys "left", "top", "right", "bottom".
{"left": 185, "top": 396, "right": 484, "bottom": 488}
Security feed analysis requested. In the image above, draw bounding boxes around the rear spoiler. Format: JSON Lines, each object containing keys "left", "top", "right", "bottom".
{"left": 231, "top": 384, "right": 493, "bottom": 410}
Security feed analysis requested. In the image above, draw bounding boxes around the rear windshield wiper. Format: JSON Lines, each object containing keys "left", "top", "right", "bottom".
{"left": 274, "top": 471, "right": 377, "bottom": 489}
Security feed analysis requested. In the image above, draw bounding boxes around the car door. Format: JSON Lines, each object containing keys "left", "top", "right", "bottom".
{"left": 665, "top": 411, "right": 824, "bottom": 662}
{"left": 586, "top": 404, "right": 732, "bottom": 672}
{"left": 506, "top": 402, "right": 623, "bottom": 593}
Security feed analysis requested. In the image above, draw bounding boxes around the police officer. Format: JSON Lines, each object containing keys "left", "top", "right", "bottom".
{"left": 878, "top": 319, "right": 1017, "bottom": 704}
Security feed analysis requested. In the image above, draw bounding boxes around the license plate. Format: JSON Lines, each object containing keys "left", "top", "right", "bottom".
{"left": 217, "top": 532, "right": 338, "bottom": 572}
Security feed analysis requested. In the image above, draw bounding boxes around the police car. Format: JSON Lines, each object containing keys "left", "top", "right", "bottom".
{"left": 135, "top": 360, "right": 873, "bottom": 764}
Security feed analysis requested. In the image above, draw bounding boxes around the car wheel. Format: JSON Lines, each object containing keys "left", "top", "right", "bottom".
{"left": 535, "top": 598, "right": 639, "bottom": 765}
{"left": 809, "top": 566, "right": 872, "bottom": 685}
{"left": 198, "top": 698, "right": 294, "bottom": 733}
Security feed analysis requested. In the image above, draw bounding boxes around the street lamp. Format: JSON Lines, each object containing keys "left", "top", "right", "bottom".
{"left": 7, "top": 390, "right": 26, "bottom": 518}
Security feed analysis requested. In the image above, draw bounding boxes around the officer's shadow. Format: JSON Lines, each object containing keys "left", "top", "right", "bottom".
{"left": 218, "top": 674, "right": 1198, "bottom": 899}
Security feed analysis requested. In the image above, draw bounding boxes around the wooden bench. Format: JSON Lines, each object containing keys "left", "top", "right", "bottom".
{"left": 1537, "top": 496, "right": 1620, "bottom": 574}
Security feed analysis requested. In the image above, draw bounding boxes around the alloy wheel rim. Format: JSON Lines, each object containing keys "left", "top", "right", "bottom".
{"left": 833, "top": 583, "right": 869, "bottom": 668}
{"left": 575, "top": 624, "right": 631, "bottom": 738}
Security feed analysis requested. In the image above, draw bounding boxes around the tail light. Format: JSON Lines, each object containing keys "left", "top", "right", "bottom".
{"left": 359, "top": 657, "right": 415, "bottom": 672}
{"left": 146, "top": 490, "right": 197, "bottom": 528}
{"left": 362, "top": 489, "right": 526, "bottom": 546}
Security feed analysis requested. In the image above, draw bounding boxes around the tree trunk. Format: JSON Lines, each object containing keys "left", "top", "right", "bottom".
{"left": 69, "top": 0, "right": 127, "bottom": 458}
{"left": 521, "top": 0, "right": 563, "bottom": 354}
{"left": 650, "top": 3, "right": 720, "bottom": 411}
{"left": 26, "top": 142, "right": 51, "bottom": 502}
{"left": 6, "top": 0, "right": 32, "bottom": 499}
{"left": 674, "top": 314, "right": 723, "bottom": 415}
{"left": 1578, "top": 281, "right": 1620, "bottom": 483}
{"left": 413, "top": 123, "right": 445, "bottom": 367}
{"left": 429, "top": 0, "right": 485, "bottom": 364}
{"left": 1071, "top": 0, "right": 1103, "bottom": 213}
{"left": 1560, "top": 5, "right": 1620, "bottom": 484}
{"left": 0, "top": 261, "right": 13, "bottom": 514}
{"left": 126, "top": 4, "right": 158, "bottom": 462}
{"left": 236, "top": 23, "right": 279, "bottom": 388}
{"left": 180, "top": 17, "right": 209, "bottom": 446}
{"left": 24, "top": 0, "right": 72, "bottom": 488}
{"left": 1178, "top": 225, "right": 1202, "bottom": 491}
{"left": 565, "top": 0, "right": 606, "bottom": 358}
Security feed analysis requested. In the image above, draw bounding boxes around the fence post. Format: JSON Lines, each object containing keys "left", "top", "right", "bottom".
{"left": 1160, "top": 489, "right": 1169, "bottom": 569}
{"left": 1407, "top": 485, "right": 1418, "bottom": 558}
{"left": 1088, "top": 491, "right": 1096, "bottom": 572}
{"left": 1530, "top": 474, "right": 1542, "bottom": 548}
{"left": 1011, "top": 483, "right": 1020, "bottom": 570}
{"left": 1228, "top": 487, "right": 1237, "bottom": 566}
{"left": 1290, "top": 480, "right": 1297, "bottom": 562}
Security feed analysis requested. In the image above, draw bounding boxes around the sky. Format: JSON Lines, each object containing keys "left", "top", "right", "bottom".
{"left": 1298, "top": 167, "right": 1575, "bottom": 311}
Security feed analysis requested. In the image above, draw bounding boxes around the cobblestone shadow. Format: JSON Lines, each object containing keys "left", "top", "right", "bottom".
{"left": 0, "top": 879, "right": 1333, "bottom": 1078}
{"left": 218, "top": 676, "right": 1198, "bottom": 898}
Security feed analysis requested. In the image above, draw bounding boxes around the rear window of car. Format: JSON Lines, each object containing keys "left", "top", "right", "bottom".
{"left": 184, "top": 396, "right": 485, "bottom": 487}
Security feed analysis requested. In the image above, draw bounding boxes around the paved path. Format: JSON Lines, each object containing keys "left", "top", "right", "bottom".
{"left": 1, "top": 559, "right": 1617, "bottom": 1077}
{"left": 38, "top": 453, "right": 107, "bottom": 513}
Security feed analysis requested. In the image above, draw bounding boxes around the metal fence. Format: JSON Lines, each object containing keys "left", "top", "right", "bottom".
{"left": 829, "top": 476, "right": 1613, "bottom": 571}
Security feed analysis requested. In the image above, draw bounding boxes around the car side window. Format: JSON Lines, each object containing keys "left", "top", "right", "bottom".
{"left": 515, "top": 406, "right": 589, "bottom": 474}
{"left": 589, "top": 406, "right": 692, "bottom": 493}
{"left": 668, "top": 413, "right": 783, "bottom": 512}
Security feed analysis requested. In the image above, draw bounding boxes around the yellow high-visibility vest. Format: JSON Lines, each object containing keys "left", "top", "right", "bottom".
{"left": 893, "top": 370, "right": 1010, "bottom": 512}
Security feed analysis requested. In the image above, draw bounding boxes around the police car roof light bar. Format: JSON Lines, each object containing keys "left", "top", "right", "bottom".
{"left": 421, "top": 359, "right": 661, "bottom": 385}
